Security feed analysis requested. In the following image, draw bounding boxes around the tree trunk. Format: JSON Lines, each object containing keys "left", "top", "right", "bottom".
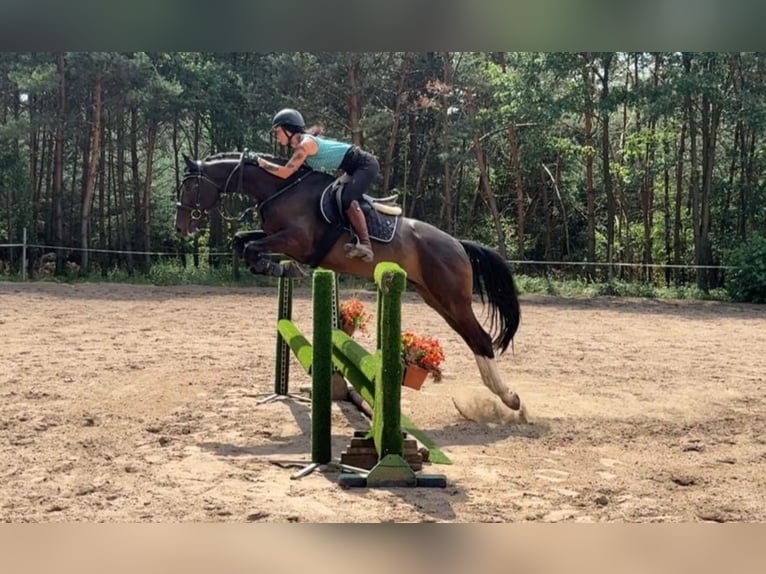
{"left": 115, "top": 108, "right": 133, "bottom": 272}
{"left": 440, "top": 52, "right": 454, "bottom": 233}
{"left": 640, "top": 54, "right": 660, "bottom": 283}
{"left": 738, "top": 125, "right": 756, "bottom": 240}
{"left": 641, "top": 120, "right": 656, "bottom": 283}
{"left": 53, "top": 52, "right": 65, "bottom": 273}
{"left": 80, "top": 71, "right": 103, "bottom": 273}
{"left": 540, "top": 166, "right": 552, "bottom": 258}
{"left": 28, "top": 96, "right": 39, "bottom": 243}
{"left": 581, "top": 55, "right": 596, "bottom": 269}
{"left": 382, "top": 53, "right": 410, "bottom": 194}
{"left": 674, "top": 121, "right": 687, "bottom": 286}
{"left": 553, "top": 152, "right": 570, "bottom": 257}
{"left": 509, "top": 126, "right": 524, "bottom": 257}
{"left": 684, "top": 53, "right": 702, "bottom": 290}
{"left": 42, "top": 131, "right": 53, "bottom": 244}
{"left": 403, "top": 112, "right": 418, "bottom": 216}
{"left": 599, "top": 54, "right": 615, "bottom": 283}
{"left": 466, "top": 90, "right": 506, "bottom": 258}
{"left": 130, "top": 106, "right": 144, "bottom": 270}
{"left": 619, "top": 61, "right": 632, "bottom": 281}
{"left": 698, "top": 65, "right": 721, "bottom": 290}
{"left": 663, "top": 129, "right": 672, "bottom": 286}
{"left": 97, "top": 120, "right": 107, "bottom": 273}
{"left": 192, "top": 112, "right": 202, "bottom": 267}
{"left": 346, "top": 55, "right": 363, "bottom": 147}
{"left": 143, "top": 120, "right": 157, "bottom": 269}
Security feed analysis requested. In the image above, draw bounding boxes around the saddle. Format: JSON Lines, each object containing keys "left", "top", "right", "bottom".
{"left": 319, "top": 174, "right": 401, "bottom": 244}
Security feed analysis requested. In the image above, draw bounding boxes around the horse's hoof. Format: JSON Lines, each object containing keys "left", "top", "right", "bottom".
{"left": 249, "top": 258, "right": 270, "bottom": 275}
{"left": 501, "top": 391, "right": 521, "bottom": 411}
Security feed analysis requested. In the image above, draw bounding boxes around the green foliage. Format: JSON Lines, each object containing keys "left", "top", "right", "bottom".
{"left": 725, "top": 234, "right": 766, "bottom": 303}
{"left": 513, "top": 273, "right": 729, "bottom": 302}
{"left": 596, "top": 280, "right": 657, "bottom": 298}
{"left": 146, "top": 259, "right": 270, "bottom": 287}
{"left": 39, "top": 259, "right": 276, "bottom": 288}
{"left": 2, "top": 51, "right": 766, "bottom": 296}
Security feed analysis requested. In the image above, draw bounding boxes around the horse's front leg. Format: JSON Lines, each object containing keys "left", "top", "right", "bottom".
{"left": 233, "top": 230, "right": 267, "bottom": 257}
{"left": 241, "top": 229, "right": 308, "bottom": 278}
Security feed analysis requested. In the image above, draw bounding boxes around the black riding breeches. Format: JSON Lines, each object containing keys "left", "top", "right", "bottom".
{"left": 338, "top": 147, "right": 380, "bottom": 211}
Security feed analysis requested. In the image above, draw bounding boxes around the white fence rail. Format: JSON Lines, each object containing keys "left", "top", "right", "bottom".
{"left": 0, "top": 226, "right": 738, "bottom": 281}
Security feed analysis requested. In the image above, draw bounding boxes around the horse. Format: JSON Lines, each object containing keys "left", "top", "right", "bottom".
{"left": 175, "top": 151, "right": 525, "bottom": 420}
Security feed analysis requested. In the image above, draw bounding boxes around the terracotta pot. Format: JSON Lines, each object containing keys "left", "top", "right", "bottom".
{"left": 402, "top": 364, "right": 429, "bottom": 390}
{"left": 341, "top": 323, "right": 356, "bottom": 337}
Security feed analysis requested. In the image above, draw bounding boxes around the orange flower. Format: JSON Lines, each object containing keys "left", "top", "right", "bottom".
{"left": 339, "top": 298, "right": 372, "bottom": 333}
{"left": 401, "top": 331, "right": 445, "bottom": 381}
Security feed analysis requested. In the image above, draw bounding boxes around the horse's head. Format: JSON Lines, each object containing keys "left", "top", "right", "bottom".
{"left": 176, "top": 155, "right": 240, "bottom": 236}
{"left": 174, "top": 154, "right": 225, "bottom": 236}
{"left": 175, "top": 151, "right": 319, "bottom": 237}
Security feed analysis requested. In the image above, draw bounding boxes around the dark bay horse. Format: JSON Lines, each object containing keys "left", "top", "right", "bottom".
{"left": 175, "top": 152, "right": 524, "bottom": 417}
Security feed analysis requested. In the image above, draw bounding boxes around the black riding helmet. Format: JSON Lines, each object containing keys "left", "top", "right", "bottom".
{"left": 271, "top": 108, "right": 305, "bottom": 135}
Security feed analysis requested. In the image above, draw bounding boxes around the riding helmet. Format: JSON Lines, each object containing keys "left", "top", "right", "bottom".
{"left": 271, "top": 108, "right": 305, "bottom": 132}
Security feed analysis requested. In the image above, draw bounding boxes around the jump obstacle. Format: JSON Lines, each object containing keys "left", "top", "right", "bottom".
{"left": 264, "top": 261, "right": 449, "bottom": 488}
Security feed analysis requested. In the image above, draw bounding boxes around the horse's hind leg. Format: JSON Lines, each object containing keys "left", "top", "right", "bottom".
{"left": 412, "top": 274, "right": 523, "bottom": 414}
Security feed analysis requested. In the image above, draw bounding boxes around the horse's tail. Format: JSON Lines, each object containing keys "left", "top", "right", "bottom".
{"left": 460, "top": 240, "right": 520, "bottom": 353}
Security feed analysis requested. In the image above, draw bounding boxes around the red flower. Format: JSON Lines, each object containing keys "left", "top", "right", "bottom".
{"left": 401, "top": 331, "right": 445, "bottom": 381}
{"left": 339, "top": 298, "right": 372, "bottom": 333}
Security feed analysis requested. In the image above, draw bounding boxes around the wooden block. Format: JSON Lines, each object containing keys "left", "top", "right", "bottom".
{"left": 349, "top": 437, "right": 374, "bottom": 448}
{"left": 345, "top": 447, "right": 378, "bottom": 456}
{"left": 340, "top": 452, "right": 423, "bottom": 471}
{"left": 340, "top": 453, "right": 378, "bottom": 470}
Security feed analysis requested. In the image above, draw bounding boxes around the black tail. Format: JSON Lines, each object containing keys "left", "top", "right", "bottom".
{"left": 460, "top": 240, "right": 520, "bottom": 353}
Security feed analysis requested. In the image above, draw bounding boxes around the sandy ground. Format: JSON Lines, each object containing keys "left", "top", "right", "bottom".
{"left": 1, "top": 280, "right": 765, "bottom": 523}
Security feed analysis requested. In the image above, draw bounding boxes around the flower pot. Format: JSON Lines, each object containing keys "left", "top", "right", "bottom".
{"left": 402, "top": 364, "right": 428, "bottom": 390}
{"left": 342, "top": 324, "right": 356, "bottom": 337}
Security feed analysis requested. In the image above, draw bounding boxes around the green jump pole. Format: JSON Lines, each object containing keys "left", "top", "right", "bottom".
{"left": 310, "top": 269, "right": 334, "bottom": 465}
{"left": 372, "top": 263, "right": 405, "bottom": 459}
{"left": 260, "top": 261, "right": 309, "bottom": 405}
{"left": 274, "top": 270, "right": 292, "bottom": 395}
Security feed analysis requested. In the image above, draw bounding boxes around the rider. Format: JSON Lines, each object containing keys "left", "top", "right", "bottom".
{"left": 256, "top": 108, "right": 379, "bottom": 263}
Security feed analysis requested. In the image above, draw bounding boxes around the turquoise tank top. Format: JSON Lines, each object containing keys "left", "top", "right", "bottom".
{"left": 300, "top": 134, "right": 352, "bottom": 172}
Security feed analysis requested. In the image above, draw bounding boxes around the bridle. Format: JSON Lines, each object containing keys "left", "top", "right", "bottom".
{"left": 176, "top": 172, "right": 223, "bottom": 220}
{"left": 175, "top": 152, "right": 249, "bottom": 221}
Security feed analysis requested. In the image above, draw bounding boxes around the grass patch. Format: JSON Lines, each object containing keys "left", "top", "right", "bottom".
{"left": 514, "top": 274, "right": 730, "bottom": 302}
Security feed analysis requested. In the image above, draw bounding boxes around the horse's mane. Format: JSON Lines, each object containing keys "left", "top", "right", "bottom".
{"left": 204, "top": 151, "right": 280, "bottom": 162}
{"left": 203, "top": 151, "right": 323, "bottom": 180}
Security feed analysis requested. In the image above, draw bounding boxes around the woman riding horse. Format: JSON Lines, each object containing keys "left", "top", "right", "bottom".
{"left": 256, "top": 108, "right": 379, "bottom": 263}
{"left": 175, "top": 149, "right": 526, "bottom": 423}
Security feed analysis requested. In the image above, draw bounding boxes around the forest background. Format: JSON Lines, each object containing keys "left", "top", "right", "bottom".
{"left": 1, "top": 52, "right": 764, "bottom": 301}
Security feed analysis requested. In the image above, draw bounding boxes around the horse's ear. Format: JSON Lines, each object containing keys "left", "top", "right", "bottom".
{"left": 183, "top": 154, "right": 197, "bottom": 172}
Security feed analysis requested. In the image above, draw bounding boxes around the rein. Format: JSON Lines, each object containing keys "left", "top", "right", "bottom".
{"left": 257, "top": 169, "right": 316, "bottom": 217}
